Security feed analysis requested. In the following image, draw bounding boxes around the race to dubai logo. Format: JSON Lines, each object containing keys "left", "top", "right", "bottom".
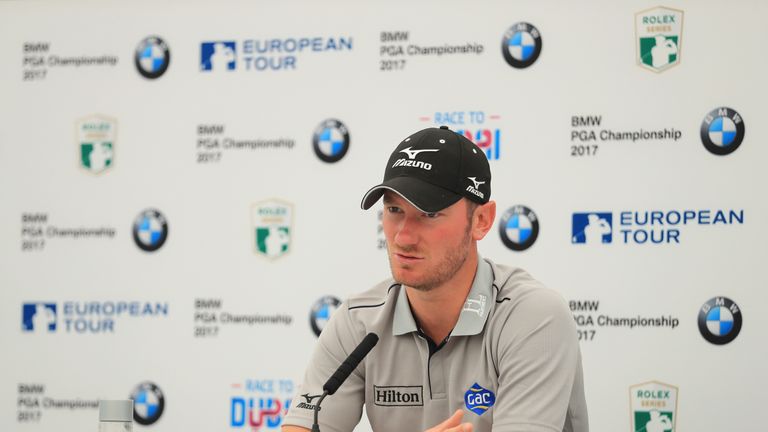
{"left": 230, "top": 379, "right": 294, "bottom": 429}
{"left": 630, "top": 381, "right": 677, "bottom": 432}
{"left": 251, "top": 199, "right": 293, "bottom": 259}
{"left": 76, "top": 115, "right": 116, "bottom": 174}
{"left": 635, "top": 6, "right": 684, "bottom": 72}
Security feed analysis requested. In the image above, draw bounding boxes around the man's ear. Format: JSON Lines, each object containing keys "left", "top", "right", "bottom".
{"left": 472, "top": 201, "right": 496, "bottom": 241}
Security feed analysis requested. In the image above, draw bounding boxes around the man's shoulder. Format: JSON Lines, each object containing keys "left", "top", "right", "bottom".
{"left": 486, "top": 259, "right": 577, "bottom": 348}
{"left": 328, "top": 278, "right": 399, "bottom": 337}
{"left": 488, "top": 259, "right": 546, "bottom": 298}
{"left": 346, "top": 277, "right": 399, "bottom": 310}
{"left": 487, "top": 259, "right": 570, "bottom": 316}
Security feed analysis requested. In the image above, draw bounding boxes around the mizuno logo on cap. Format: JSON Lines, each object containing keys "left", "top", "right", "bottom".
{"left": 466, "top": 177, "right": 485, "bottom": 199}
{"left": 392, "top": 147, "right": 439, "bottom": 171}
{"left": 399, "top": 147, "right": 439, "bottom": 159}
{"left": 468, "top": 177, "right": 485, "bottom": 189}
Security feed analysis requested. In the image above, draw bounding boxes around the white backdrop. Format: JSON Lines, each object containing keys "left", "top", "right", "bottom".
{"left": 1, "top": 1, "right": 766, "bottom": 431}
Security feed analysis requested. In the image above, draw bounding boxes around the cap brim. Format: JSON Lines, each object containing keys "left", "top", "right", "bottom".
{"left": 360, "top": 176, "right": 462, "bottom": 213}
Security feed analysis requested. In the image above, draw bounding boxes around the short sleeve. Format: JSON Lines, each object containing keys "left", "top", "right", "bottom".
{"left": 283, "top": 303, "right": 366, "bottom": 432}
{"left": 491, "top": 289, "right": 586, "bottom": 432}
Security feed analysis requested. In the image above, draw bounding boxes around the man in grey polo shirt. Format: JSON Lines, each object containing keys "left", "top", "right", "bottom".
{"left": 283, "top": 126, "right": 588, "bottom": 432}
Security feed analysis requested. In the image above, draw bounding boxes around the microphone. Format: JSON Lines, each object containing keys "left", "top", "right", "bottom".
{"left": 311, "top": 332, "right": 379, "bottom": 432}
{"left": 323, "top": 332, "right": 379, "bottom": 395}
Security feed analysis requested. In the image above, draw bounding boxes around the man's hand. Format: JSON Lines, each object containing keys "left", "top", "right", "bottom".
{"left": 425, "top": 409, "right": 473, "bottom": 432}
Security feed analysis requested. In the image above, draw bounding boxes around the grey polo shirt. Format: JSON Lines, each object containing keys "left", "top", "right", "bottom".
{"left": 284, "top": 258, "right": 588, "bottom": 432}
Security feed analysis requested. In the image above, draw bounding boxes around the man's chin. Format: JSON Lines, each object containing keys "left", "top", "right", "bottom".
{"left": 390, "top": 269, "right": 432, "bottom": 291}
{"left": 388, "top": 254, "right": 429, "bottom": 285}
{"left": 390, "top": 267, "right": 417, "bottom": 285}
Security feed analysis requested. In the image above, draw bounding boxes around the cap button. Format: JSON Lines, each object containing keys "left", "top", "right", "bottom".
{"left": 439, "top": 125, "right": 449, "bottom": 130}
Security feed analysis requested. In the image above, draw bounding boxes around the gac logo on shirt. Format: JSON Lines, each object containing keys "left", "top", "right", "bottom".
{"left": 464, "top": 383, "right": 495, "bottom": 415}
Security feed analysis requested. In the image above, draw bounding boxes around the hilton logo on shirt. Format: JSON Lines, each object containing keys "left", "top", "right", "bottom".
{"left": 373, "top": 386, "right": 423, "bottom": 407}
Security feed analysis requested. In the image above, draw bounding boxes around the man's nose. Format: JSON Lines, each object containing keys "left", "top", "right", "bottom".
{"left": 394, "top": 216, "right": 418, "bottom": 247}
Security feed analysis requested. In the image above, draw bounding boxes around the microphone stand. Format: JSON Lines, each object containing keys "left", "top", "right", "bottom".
{"left": 311, "top": 391, "right": 329, "bottom": 432}
{"left": 310, "top": 332, "right": 378, "bottom": 432}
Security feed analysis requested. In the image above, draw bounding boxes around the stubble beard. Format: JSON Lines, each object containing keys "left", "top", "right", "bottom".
{"left": 387, "top": 225, "right": 472, "bottom": 292}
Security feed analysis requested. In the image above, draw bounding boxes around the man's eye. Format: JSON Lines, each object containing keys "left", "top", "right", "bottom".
{"left": 424, "top": 212, "right": 438, "bottom": 218}
{"left": 387, "top": 206, "right": 402, "bottom": 213}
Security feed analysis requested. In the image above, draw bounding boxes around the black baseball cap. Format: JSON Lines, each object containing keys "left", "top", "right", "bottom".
{"left": 361, "top": 126, "right": 492, "bottom": 213}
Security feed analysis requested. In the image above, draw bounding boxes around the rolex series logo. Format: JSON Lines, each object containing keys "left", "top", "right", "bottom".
{"left": 251, "top": 199, "right": 293, "bottom": 259}
{"left": 76, "top": 115, "right": 116, "bottom": 174}
{"left": 630, "top": 381, "right": 678, "bottom": 432}
{"left": 635, "top": 6, "right": 684, "bottom": 73}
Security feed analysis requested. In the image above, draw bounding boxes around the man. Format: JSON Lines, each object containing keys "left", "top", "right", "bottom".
{"left": 283, "top": 126, "right": 588, "bottom": 432}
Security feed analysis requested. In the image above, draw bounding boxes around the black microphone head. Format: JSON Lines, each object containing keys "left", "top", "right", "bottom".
{"left": 361, "top": 332, "right": 379, "bottom": 347}
{"left": 322, "top": 332, "right": 379, "bottom": 395}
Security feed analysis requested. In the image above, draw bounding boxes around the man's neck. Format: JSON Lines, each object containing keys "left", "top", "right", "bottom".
{"left": 405, "top": 252, "right": 479, "bottom": 344}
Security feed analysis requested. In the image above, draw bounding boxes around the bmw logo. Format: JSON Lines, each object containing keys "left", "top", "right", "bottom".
{"left": 310, "top": 295, "right": 341, "bottom": 336}
{"left": 698, "top": 297, "right": 742, "bottom": 345}
{"left": 700, "top": 107, "right": 745, "bottom": 155}
{"left": 312, "top": 119, "right": 350, "bottom": 163}
{"left": 501, "top": 22, "right": 542, "bottom": 69}
{"left": 498, "top": 205, "right": 539, "bottom": 251}
{"left": 135, "top": 36, "right": 170, "bottom": 79}
{"left": 132, "top": 209, "right": 168, "bottom": 252}
{"left": 130, "top": 382, "right": 164, "bottom": 425}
